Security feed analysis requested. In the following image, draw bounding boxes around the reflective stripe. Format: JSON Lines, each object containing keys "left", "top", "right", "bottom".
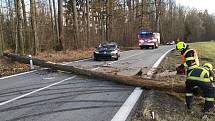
{"left": 186, "top": 57, "right": 195, "bottom": 61}
{"left": 186, "top": 93, "right": 193, "bottom": 96}
{"left": 206, "top": 97, "right": 214, "bottom": 102}
{"left": 188, "top": 65, "right": 198, "bottom": 70}
{"left": 200, "top": 70, "right": 207, "bottom": 78}
{"left": 187, "top": 76, "right": 210, "bottom": 82}
{"left": 210, "top": 77, "right": 214, "bottom": 81}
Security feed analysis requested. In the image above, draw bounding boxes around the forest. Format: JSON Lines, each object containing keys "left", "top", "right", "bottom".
{"left": 0, "top": 0, "right": 215, "bottom": 55}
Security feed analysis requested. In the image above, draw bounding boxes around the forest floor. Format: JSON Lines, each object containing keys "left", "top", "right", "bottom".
{"left": 0, "top": 49, "right": 94, "bottom": 77}
{"left": 131, "top": 47, "right": 215, "bottom": 121}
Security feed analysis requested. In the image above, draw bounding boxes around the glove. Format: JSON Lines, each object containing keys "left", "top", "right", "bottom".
{"left": 176, "top": 65, "right": 185, "bottom": 75}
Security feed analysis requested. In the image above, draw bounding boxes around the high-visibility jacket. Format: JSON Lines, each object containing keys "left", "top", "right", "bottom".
{"left": 187, "top": 67, "right": 211, "bottom": 82}
{"left": 181, "top": 49, "right": 199, "bottom": 70}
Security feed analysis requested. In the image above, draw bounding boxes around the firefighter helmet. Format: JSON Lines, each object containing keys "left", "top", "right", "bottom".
{"left": 176, "top": 42, "right": 187, "bottom": 51}
{"left": 203, "top": 63, "right": 213, "bottom": 71}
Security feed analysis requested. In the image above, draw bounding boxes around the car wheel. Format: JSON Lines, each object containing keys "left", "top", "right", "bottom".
{"left": 152, "top": 44, "right": 155, "bottom": 49}
{"left": 94, "top": 56, "right": 99, "bottom": 61}
{"left": 155, "top": 44, "right": 158, "bottom": 48}
{"left": 114, "top": 54, "right": 119, "bottom": 60}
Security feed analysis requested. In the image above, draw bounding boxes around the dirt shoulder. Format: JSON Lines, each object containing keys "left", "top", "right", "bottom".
{"left": 131, "top": 49, "right": 215, "bottom": 121}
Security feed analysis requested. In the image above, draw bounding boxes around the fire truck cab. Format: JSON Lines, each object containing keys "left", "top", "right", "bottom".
{"left": 138, "top": 31, "right": 160, "bottom": 49}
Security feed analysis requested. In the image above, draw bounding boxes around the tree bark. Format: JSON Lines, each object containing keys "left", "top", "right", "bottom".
{"left": 15, "top": 0, "right": 24, "bottom": 54}
{"left": 72, "top": 0, "right": 79, "bottom": 49}
{"left": 52, "top": 0, "right": 60, "bottom": 50}
{"left": 0, "top": 9, "right": 3, "bottom": 56}
{"left": 57, "top": 0, "right": 63, "bottom": 50}
{"left": 86, "top": 0, "right": 90, "bottom": 48}
{"left": 30, "top": 0, "right": 39, "bottom": 55}
{"left": 48, "top": 0, "right": 55, "bottom": 47}
{"left": 21, "top": 0, "right": 29, "bottom": 50}
{"left": 3, "top": 53, "right": 186, "bottom": 93}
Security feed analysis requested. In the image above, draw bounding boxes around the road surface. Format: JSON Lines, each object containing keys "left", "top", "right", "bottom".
{"left": 0, "top": 45, "right": 174, "bottom": 121}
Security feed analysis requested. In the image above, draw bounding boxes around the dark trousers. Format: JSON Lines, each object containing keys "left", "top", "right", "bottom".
{"left": 186, "top": 79, "right": 214, "bottom": 112}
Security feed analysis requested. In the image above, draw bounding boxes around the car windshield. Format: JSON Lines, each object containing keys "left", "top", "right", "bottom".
{"left": 98, "top": 44, "right": 116, "bottom": 50}
{"left": 139, "top": 32, "right": 153, "bottom": 38}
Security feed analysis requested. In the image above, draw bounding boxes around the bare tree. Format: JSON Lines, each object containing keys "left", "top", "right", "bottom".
{"left": 30, "top": 0, "right": 39, "bottom": 55}
{"left": 21, "top": 0, "right": 29, "bottom": 50}
{"left": 52, "top": 0, "right": 60, "bottom": 50}
{"left": 86, "top": 0, "right": 90, "bottom": 47}
{"left": 14, "top": 0, "right": 24, "bottom": 54}
{"left": 48, "top": 0, "right": 55, "bottom": 41}
{"left": 72, "top": 0, "right": 79, "bottom": 49}
{"left": 57, "top": 0, "right": 63, "bottom": 50}
{"left": 0, "top": 6, "right": 3, "bottom": 56}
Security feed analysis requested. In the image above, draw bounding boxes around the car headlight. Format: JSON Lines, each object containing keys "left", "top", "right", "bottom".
{"left": 94, "top": 51, "right": 99, "bottom": 54}
{"left": 111, "top": 50, "right": 118, "bottom": 54}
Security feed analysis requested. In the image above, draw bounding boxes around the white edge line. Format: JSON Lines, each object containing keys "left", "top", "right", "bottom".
{"left": 111, "top": 87, "right": 143, "bottom": 121}
{"left": 0, "top": 70, "right": 37, "bottom": 80}
{"left": 0, "top": 76, "right": 76, "bottom": 106}
{"left": 111, "top": 48, "right": 175, "bottom": 121}
{"left": 146, "top": 48, "right": 175, "bottom": 78}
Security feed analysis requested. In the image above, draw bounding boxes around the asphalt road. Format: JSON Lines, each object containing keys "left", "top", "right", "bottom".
{"left": 0, "top": 45, "right": 174, "bottom": 121}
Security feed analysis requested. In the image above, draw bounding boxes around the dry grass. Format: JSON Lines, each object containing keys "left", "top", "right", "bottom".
{"left": 190, "top": 41, "right": 215, "bottom": 65}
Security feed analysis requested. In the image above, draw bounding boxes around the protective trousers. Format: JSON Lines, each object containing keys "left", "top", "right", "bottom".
{"left": 186, "top": 79, "right": 214, "bottom": 112}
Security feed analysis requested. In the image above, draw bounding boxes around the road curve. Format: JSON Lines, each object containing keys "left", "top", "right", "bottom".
{"left": 0, "top": 45, "right": 174, "bottom": 121}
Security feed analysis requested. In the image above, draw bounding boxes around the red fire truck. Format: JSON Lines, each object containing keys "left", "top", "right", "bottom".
{"left": 138, "top": 32, "right": 160, "bottom": 49}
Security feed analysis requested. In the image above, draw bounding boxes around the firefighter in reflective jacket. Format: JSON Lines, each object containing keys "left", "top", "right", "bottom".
{"left": 185, "top": 63, "right": 214, "bottom": 113}
{"left": 176, "top": 42, "right": 199, "bottom": 75}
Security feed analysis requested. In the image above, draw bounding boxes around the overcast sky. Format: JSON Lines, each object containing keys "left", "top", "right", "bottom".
{"left": 175, "top": 0, "right": 215, "bottom": 14}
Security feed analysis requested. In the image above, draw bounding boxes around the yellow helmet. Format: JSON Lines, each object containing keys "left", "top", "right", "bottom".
{"left": 176, "top": 42, "right": 187, "bottom": 51}
{"left": 203, "top": 63, "right": 213, "bottom": 71}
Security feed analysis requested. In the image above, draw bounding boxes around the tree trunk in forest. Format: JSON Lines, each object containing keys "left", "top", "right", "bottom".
{"left": 52, "top": 0, "right": 60, "bottom": 50}
{"left": 155, "top": 0, "right": 161, "bottom": 32}
{"left": 0, "top": 11, "right": 3, "bottom": 56}
{"left": 57, "top": 0, "right": 63, "bottom": 50}
{"left": 86, "top": 0, "right": 90, "bottom": 48}
{"left": 21, "top": 0, "right": 29, "bottom": 50}
{"left": 7, "top": 0, "right": 15, "bottom": 49}
{"left": 4, "top": 52, "right": 186, "bottom": 93}
{"left": 30, "top": 0, "right": 39, "bottom": 55}
{"left": 48, "top": 0, "right": 55, "bottom": 47}
{"left": 72, "top": 0, "right": 79, "bottom": 49}
{"left": 15, "top": 0, "right": 24, "bottom": 54}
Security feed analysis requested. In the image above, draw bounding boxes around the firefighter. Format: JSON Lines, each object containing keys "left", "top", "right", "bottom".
{"left": 185, "top": 63, "right": 214, "bottom": 113}
{"left": 176, "top": 41, "right": 199, "bottom": 75}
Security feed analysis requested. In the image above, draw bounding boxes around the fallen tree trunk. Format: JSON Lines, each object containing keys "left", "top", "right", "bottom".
{"left": 3, "top": 53, "right": 186, "bottom": 93}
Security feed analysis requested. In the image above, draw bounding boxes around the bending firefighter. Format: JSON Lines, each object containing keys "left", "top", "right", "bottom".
{"left": 185, "top": 63, "right": 214, "bottom": 113}
{"left": 176, "top": 42, "right": 199, "bottom": 75}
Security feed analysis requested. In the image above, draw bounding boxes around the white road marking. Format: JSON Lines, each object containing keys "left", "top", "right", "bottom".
{"left": 0, "top": 76, "right": 76, "bottom": 106}
{"left": 111, "top": 47, "right": 175, "bottom": 121}
{"left": 0, "top": 70, "right": 37, "bottom": 80}
{"left": 111, "top": 87, "right": 143, "bottom": 121}
{"left": 146, "top": 48, "right": 175, "bottom": 78}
